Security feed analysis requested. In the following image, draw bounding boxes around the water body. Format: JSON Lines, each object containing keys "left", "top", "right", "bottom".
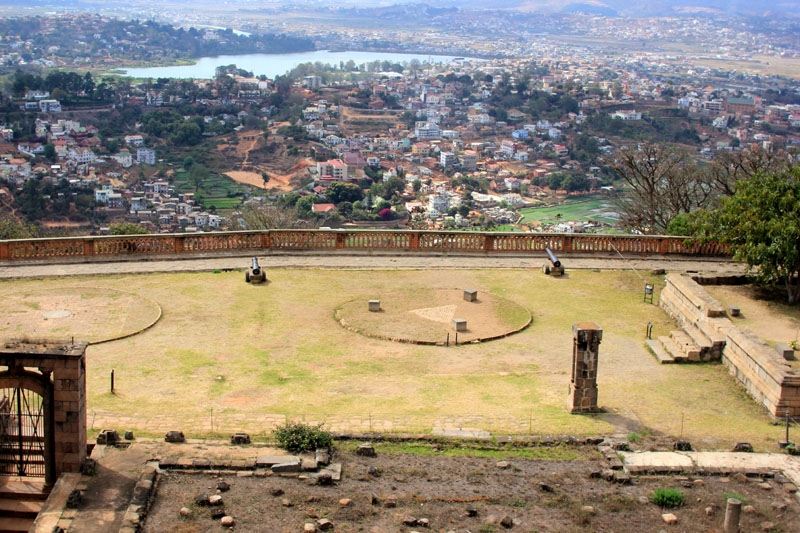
{"left": 120, "top": 50, "right": 473, "bottom": 79}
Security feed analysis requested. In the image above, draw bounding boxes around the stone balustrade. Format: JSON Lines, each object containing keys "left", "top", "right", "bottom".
{"left": 0, "top": 230, "right": 730, "bottom": 264}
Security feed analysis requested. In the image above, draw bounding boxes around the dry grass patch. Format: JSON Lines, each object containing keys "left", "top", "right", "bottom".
{"left": 0, "top": 269, "right": 784, "bottom": 447}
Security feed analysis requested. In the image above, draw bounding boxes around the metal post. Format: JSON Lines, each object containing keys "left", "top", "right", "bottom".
{"left": 646, "top": 322, "right": 653, "bottom": 339}
{"left": 446, "top": 333, "right": 449, "bottom": 347}
{"left": 786, "top": 409, "right": 791, "bottom": 444}
{"left": 111, "top": 369, "right": 115, "bottom": 394}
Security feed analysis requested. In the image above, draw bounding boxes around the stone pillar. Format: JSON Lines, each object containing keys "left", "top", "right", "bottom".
{"left": 51, "top": 345, "right": 87, "bottom": 475}
{"left": 568, "top": 322, "right": 602, "bottom": 413}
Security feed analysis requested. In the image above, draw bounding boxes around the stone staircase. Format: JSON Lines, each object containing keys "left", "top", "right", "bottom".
{"left": 0, "top": 477, "right": 48, "bottom": 533}
{"left": 647, "top": 330, "right": 702, "bottom": 364}
{"left": 650, "top": 274, "right": 732, "bottom": 364}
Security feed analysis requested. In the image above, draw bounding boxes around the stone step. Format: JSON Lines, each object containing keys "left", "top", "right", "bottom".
{"left": 0, "top": 498, "right": 42, "bottom": 518}
{"left": 0, "top": 478, "right": 48, "bottom": 501}
{"left": 657, "top": 335, "right": 688, "bottom": 363}
{"left": 646, "top": 339, "right": 675, "bottom": 364}
{"left": 0, "top": 516, "right": 35, "bottom": 533}
{"left": 668, "top": 330, "right": 701, "bottom": 361}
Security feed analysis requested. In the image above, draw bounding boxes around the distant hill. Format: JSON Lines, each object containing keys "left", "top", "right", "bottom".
{"left": 1, "top": 0, "right": 798, "bottom": 19}
{"left": 376, "top": 0, "right": 800, "bottom": 18}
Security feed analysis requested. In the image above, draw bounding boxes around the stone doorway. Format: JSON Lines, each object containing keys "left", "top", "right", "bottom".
{"left": 0, "top": 340, "right": 88, "bottom": 487}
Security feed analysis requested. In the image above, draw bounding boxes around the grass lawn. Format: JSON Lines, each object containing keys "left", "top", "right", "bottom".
{"left": 519, "top": 196, "right": 619, "bottom": 226}
{"left": 0, "top": 268, "right": 782, "bottom": 449}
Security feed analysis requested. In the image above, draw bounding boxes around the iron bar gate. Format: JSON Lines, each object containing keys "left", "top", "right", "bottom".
{"left": 0, "top": 387, "right": 46, "bottom": 477}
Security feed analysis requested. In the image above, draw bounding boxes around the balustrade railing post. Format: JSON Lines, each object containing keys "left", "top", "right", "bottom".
{"left": 409, "top": 232, "right": 421, "bottom": 251}
{"left": 174, "top": 234, "right": 184, "bottom": 254}
{"left": 483, "top": 234, "right": 495, "bottom": 253}
{"left": 82, "top": 238, "right": 94, "bottom": 258}
{"left": 0, "top": 241, "right": 9, "bottom": 260}
{"left": 336, "top": 232, "right": 347, "bottom": 249}
{"left": 562, "top": 234, "right": 573, "bottom": 252}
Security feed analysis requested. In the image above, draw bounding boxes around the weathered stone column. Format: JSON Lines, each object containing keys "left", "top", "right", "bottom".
{"left": 568, "top": 322, "right": 602, "bottom": 413}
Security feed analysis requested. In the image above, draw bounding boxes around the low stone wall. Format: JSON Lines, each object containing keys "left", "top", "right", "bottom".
{"left": 724, "top": 328, "right": 800, "bottom": 417}
{"left": 659, "top": 274, "right": 800, "bottom": 417}
{"left": 659, "top": 274, "right": 728, "bottom": 361}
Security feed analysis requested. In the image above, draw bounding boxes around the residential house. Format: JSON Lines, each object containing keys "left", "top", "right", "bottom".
{"left": 137, "top": 148, "right": 156, "bottom": 165}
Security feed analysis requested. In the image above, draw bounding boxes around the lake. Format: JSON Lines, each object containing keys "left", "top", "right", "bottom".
{"left": 120, "top": 50, "right": 473, "bottom": 79}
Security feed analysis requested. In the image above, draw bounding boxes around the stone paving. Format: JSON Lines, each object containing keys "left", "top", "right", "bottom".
{"left": 0, "top": 252, "right": 746, "bottom": 279}
{"left": 621, "top": 451, "right": 800, "bottom": 502}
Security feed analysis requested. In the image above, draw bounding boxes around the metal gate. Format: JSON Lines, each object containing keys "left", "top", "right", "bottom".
{"left": 0, "top": 387, "right": 46, "bottom": 477}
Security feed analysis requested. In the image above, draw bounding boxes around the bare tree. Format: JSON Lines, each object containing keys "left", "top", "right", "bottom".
{"left": 611, "top": 143, "right": 713, "bottom": 234}
{"left": 237, "top": 203, "right": 308, "bottom": 230}
{"left": 709, "top": 145, "right": 790, "bottom": 198}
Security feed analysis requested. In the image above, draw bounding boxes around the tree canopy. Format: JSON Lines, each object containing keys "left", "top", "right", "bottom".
{"left": 695, "top": 164, "right": 800, "bottom": 304}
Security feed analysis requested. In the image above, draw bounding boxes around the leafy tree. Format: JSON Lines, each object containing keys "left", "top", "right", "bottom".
{"left": 694, "top": 165, "right": 800, "bottom": 304}
{"left": 0, "top": 214, "right": 37, "bottom": 239}
{"left": 43, "top": 143, "right": 56, "bottom": 161}
{"left": 109, "top": 222, "right": 147, "bottom": 235}
{"left": 296, "top": 195, "right": 317, "bottom": 217}
{"left": 382, "top": 176, "right": 406, "bottom": 199}
{"left": 188, "top": 164, "right": 209, "bottom": 193}
{"left": 325, "top": 181, "right": 363, "bottom": 204}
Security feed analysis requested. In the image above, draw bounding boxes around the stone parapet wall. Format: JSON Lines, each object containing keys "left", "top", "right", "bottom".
{"left": 659, "top": 274, "right": 800, "bottom": 417}
{"left": 0, "top": 230, "right": 731, "bottom": 265}
{"left": 724, "top": 328, "right": 800, "bottom": 417}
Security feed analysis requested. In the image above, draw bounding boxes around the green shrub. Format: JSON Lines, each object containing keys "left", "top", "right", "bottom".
{"left": 650, "top": 488, "right": 685, "bottom": 508}
{"left": 273, "top": 421, "right": 332, "bottom": 453}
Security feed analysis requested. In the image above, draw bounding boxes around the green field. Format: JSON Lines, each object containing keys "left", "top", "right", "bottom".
{"left": 519, "top": 196, "right": 619, "bottom": 226}
{"left": 172, "top": 171, "right": 245, "bottom": 211}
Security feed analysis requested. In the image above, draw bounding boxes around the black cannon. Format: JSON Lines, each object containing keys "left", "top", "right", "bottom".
{"left": 543, "top": 247, "right": 565, "bottom": 276}
{"left": 245, "top": 257, "right": 267, "bottom": 283}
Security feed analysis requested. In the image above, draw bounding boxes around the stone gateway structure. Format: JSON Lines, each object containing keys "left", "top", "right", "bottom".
{"left": 0, "top": 340, "right": 87, "bottom": 486}
{"left": 568, "top": 322, "right": 603, "bottom": 413}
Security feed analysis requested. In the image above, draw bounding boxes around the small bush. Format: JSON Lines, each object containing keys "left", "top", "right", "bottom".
{"left": 273, "top": 421, "right": 332, "bottom": 453}
{"left": 650, "top": 488, "right": 685, "bottom": 508}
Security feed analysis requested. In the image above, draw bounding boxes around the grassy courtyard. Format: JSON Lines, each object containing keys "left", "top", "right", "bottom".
{"left": 0, "top": 267, "right": 782, "bottom": 449}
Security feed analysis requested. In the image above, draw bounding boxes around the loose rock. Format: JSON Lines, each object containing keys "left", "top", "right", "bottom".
{"left": 317, "top": 518, "right": 334, "bottom": 531}
{"left": 500, "top": 515, "right": 514, "bottom": 528}
{"left": 220, "top": 515, "right": 235, "bottom": 526}
{"left": 356, "top": 443, "right": 376, "bottom": 457}
{"left": 179, "top": 507, "right": 192, "bottom": 517}
{"left": 662, "top": 513, "right": 678, "bottom": 524}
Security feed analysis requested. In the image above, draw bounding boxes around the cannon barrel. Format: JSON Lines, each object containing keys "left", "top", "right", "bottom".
{"left": 251, "top": 257, "right": 261, "bottom": 275}
{"left": 545, "top": 247, "right": 561, "bottom": 268}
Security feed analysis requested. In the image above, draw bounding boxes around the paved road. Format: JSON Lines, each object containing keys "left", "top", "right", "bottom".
{"left": 0, "top": 253, "right": 747, "bottom": 279}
